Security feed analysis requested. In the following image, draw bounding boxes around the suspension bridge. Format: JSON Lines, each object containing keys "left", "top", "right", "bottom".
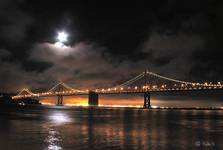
{"left": 12, "top": 70, "right": 223, "bottom": 108}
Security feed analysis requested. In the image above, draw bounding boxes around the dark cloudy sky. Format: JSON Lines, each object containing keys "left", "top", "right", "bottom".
{"left": 0, "top": 0, "right": 223, "bottom": 92}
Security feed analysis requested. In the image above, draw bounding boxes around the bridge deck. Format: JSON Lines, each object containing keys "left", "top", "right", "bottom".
{"left": 12, "top": 86, "right": 223, "bottom": 99}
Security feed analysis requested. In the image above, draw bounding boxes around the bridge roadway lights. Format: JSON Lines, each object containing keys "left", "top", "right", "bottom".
{"left": 144, "top": 92, "right": 151, "bottom": 109}
{"left": 88, "top": 91, "right": 99, "bottom": 106}
{"left": 57, "top": 95, "right": 63, "bottom": 106}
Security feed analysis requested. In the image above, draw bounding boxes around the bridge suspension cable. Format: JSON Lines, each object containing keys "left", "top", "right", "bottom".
{"left": 147, "top": 71, "right": 195, "bottom": 85}
{"left": 111, "top": 70, "right": 221, "bottom": 90}
{"left": 147, "top": 71, "right": 220, "bottom": 87}
{"left": 113, "top": 72, "right": 145, "bottom": 88}
{"left": 48, "top": 82, "right": 84, "bottom": 93}
{"left": 17, "top": 88, "right": 34, "bottom": 95}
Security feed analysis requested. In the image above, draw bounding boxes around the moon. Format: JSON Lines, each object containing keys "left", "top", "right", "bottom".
{"left": 57, "top": 31, "right": 68, "bottom": 42}
{"left": 54, "top": 31, "right": 69, "bottom": 48}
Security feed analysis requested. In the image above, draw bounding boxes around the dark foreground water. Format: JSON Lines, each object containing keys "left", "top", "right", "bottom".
{"left": 0, "top": 106, "right": 222, "bottom": 150}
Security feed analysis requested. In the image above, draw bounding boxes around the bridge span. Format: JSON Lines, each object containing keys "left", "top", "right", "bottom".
{"left": 12, "top": 71, "right": 223, "bottom": 108}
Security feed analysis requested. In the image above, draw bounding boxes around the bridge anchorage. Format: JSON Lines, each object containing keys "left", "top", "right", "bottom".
{"left": 88, "top": 91, "right": 99, "bottom": 106}
{"left": 12, "top": 70, "right": 223, "bottom": 108}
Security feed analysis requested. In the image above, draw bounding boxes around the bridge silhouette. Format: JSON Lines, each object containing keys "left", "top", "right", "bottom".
{"left": 12, "top": 70, "right": 223, "bottom": 108}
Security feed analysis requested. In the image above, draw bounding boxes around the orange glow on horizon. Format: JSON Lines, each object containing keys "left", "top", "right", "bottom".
{"left": 39, "top": 96, "right": 144, "bottom": 107}
{"left": 41, "top": 102, "right": 143, "bottom": 108}
{"left": 40, "top": 96, "right": 88, "bottom": 105}
{"left": 38, "top": 95, "right": 220, "bottom": 108}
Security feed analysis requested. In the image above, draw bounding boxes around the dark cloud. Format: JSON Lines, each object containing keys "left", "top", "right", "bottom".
{"left": 0, "top": 49, "right": 33, "bottom": 92}
{"left": 0, "top": 0, "right": 33, "bottom": 44}
{"left": 29, "top": 42, "right": 145, "bottom": 89}
{"left": 140, "top": 32, "right": 204, "bottom": 79}
{"left": 0, "top": 0, "right": 222, "bottom": 93}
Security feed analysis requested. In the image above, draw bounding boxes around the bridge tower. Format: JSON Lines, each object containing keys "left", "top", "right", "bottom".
{"left": 88, "top": 91, "right": 99, "bottom": 106}
{"left": 144, "top": 92, "right": 151, "bottom": 108}
{"left": 57, "top": 84, "right": 64, "bottom": 106}
{"left": 48, "top": 82, "right": 68, "bottom": 106}
{"left": 57, "top": 95, "right": 63, "bottom": 106}
{"left": 144, "top": 69, "right": 151, "bottom": 108}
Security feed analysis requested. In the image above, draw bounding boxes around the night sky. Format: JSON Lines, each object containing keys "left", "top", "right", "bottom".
{"left": 0, "top": 0, "right": 223, "bottom": 94}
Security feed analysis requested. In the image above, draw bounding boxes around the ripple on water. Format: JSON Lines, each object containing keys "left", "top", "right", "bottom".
{"left": 44, "top": 128, "right": 62, "bottom": 150}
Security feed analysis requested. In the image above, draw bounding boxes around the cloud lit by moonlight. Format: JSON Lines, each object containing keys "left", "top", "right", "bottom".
{"left": 54, "top": 42, "right": 68, "bottom": 48}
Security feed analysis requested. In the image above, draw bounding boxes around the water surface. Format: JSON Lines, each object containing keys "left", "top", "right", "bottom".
{"left": 0, "top": 106, "right": 222, "bottom": 150}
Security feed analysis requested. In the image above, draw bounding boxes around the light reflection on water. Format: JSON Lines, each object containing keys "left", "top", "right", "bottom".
{"left": 45, "top": 111, "right": 75, "bottom": 149}
{"left": 44, "top": 129, "right": 62, "bottom": 150}
{"left": 0, "top": 107, "right": 222, "bottom": 150}
{"left": 48, "top": 112, "right": 73, "bottom": 125}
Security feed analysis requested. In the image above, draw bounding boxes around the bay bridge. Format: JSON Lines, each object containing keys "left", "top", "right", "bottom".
{"left": 12, "top": 70, "right": 223, "bottom": 108}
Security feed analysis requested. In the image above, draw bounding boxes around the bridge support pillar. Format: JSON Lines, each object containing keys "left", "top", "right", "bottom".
{"left": 144, "top": 92, "right": 151, "bottom": 109}
{"left": 88, "top": 91, "right": 99, "bottom": 106}
{"left": 57, "top": 95, "right": 63, "bottom": 106}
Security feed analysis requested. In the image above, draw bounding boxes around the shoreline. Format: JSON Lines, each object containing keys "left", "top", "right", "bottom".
{"left": 0, "top": 104, "right": 223, "bottom": 110}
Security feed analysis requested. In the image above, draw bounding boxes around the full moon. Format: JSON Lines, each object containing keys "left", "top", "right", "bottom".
{"left": 57, "top": 31, "right": 68, "bottom": 42}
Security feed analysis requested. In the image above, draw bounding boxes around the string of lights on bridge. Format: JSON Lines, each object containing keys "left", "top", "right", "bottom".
{"left": 12, "top": 71, "right": 223, "bottom": 99}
